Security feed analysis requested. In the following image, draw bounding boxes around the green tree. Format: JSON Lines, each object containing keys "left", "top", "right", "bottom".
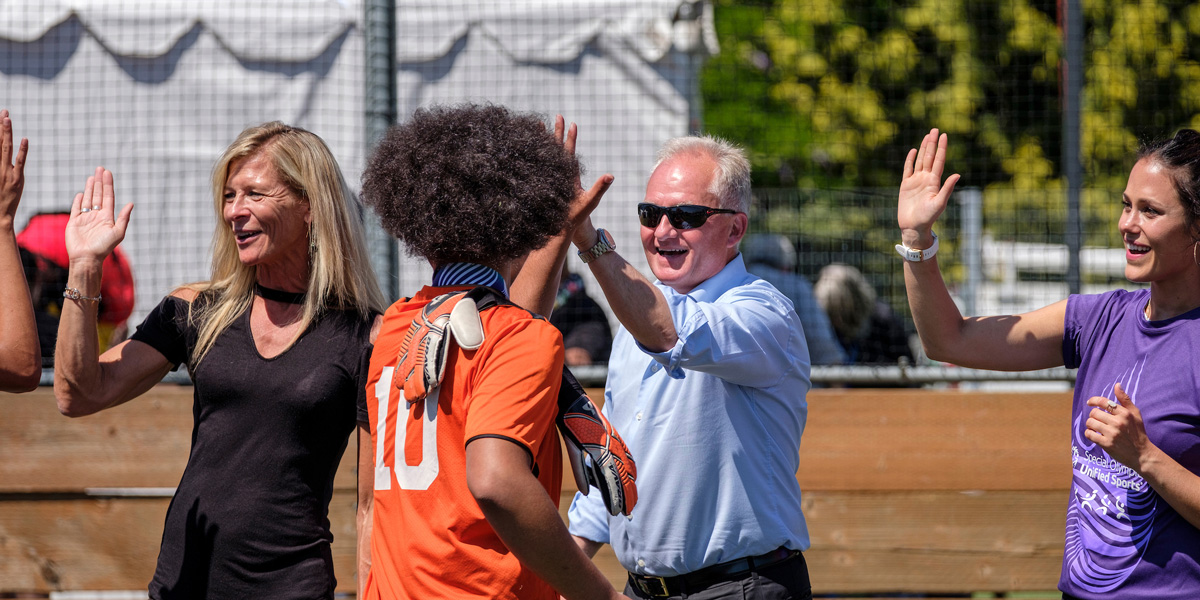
{"left": 701, "top": 0, "right": 1200, "bottom": 331}
{"left": 701, "top": 0, "right": 1200, "bottom": 249}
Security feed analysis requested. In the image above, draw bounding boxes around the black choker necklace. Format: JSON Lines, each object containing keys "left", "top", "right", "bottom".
{"left": 255, "top": 284, "right": 306, "bottom": 305}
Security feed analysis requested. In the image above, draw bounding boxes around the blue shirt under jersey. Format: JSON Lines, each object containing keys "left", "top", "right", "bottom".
{"left": 567, "top": 254, "right": 812, "bottom": 577}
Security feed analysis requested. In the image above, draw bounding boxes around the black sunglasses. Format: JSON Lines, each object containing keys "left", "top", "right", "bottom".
{"left": 637, "top": 203, "right": 738, "bottom": 230}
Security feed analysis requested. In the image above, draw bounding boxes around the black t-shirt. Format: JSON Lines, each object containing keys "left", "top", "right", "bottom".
{"left": 131, "top": 294, "right": 375, "bottom": 599}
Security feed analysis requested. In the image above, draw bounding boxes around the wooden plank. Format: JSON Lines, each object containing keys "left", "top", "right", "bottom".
{"left": 3, "top": 387, "right": 1077, "bottom": 492}
{"left": 0, "top": 482, "right": 593, "bottom": 594}
{"left": 1, "top": 385, "right": 1077, "bottom": 595}
{"left": 0, "top": 387, "right": 356, "bottom": 492}
{"left": 799, "top": 389, "right": 1074, "bottom": 490}
{"left": 555, "top": 489, "right": 1066, "bottom": 594}
{"left": 0, "top": 490, "right": 359, "bottom": 594}
{"left": 802, "top": 490, "right": 1065, "bottom": 592}
{"left": 1, "top": 488, "right": 1066, "bottom": 595}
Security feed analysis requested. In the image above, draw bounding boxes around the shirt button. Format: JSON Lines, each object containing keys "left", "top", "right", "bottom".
{"left": 637, "top": 559, "right": 646, "bottom": 568}
{"left": 636, "top": 412, "right": 643, "bottom": 421}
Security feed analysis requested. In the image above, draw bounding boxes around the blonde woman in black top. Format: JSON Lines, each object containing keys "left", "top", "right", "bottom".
{"left": 54, "top": 123, "right": 386, "bottom": 599}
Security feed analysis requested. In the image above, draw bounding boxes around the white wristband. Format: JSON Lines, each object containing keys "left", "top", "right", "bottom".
{"left": 895, "top": 232, "right": 938, "bottom": 262}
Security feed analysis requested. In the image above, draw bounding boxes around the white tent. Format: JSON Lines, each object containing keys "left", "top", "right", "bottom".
{"left": 1, "top": 0, "right": 715, "bottom": 324}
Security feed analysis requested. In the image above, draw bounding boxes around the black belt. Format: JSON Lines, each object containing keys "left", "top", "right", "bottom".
{"left": 627, "top": 547, "right": 800, "bottom": 597}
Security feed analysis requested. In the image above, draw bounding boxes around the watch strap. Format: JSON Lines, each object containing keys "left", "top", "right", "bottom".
{"left": 895, "top": 232, "right": 939, "bottom": 262}
{"left": 578, "top": 228, "right": 615, "bottom": 264}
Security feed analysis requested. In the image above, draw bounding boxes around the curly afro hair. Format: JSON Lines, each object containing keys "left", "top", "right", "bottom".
{"left": 361, "top": 104, "right": 580, "bottom": 267}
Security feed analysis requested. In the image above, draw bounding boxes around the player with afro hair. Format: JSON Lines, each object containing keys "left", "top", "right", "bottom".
{"left": 357, "top": 104, "right": 625, "bottom": 600}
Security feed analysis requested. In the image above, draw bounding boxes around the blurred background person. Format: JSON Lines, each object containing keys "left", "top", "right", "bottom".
{"left": 549, "top": 268, "right": 613, "bottom": 366}
{"left": 53, "top": 122, "right": 385, "bottom": 599}
{"left": 18, "top": 245, "right": 60, "bottom": 361}
{"left": 0, "top": 108, "right": 40, "bottom": 392}
{"left": 742, "top": 233, "right": 846, "bottom": 365}
{"left": 814, "top": 263, "right": 914, "bottom": 366}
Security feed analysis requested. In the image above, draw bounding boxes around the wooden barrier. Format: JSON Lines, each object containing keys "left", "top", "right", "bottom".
{"left": 0, "top": 386, "right": 1072, "bottom": 596}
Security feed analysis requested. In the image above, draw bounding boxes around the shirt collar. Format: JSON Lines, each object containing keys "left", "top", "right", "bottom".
{"left": 658, "top": 253, "right": 749, "bottom": 302}
{"left": 431, "top": 263, "right": 508, "bottom": 297}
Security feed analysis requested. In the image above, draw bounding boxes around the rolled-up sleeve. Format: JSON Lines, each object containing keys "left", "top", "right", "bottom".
{"left": 639, "top": 285, "right": 802, "bottom": 389}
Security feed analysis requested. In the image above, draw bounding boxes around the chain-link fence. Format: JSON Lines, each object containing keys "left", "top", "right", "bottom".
{"left": 1, "top": 1, "right": 711, "bottom": 377}
{"left": 6, "top": 0, "right": 1189, "bottom": 382}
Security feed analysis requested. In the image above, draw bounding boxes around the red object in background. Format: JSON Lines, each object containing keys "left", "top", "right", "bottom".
{"left": 16, "top": 212, "right": 135, "bottom": 326}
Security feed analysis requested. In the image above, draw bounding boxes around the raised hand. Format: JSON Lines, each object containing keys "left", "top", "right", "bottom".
{"left": 66, "top": 167, "right": 134, "bottom": 266}
{"left": 0, "top": 109, "right": 28, "bottom": 226}
{"left": 898, "top": 128, "right": 960, "bottom": 248}
{"left": 552, "top": 115, "right": 614, "bottom": 247}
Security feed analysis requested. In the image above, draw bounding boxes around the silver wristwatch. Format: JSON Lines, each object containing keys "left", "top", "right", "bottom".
{"left": 578, "top": 228, "right": 616, "bottom": 264}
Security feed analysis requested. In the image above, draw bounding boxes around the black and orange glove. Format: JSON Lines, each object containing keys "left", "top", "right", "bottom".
{"left": 556, "top": 368, "right": 638, "bottom": 517}
{"left": 395, "top": 291, "right": 484, "bottom": 401}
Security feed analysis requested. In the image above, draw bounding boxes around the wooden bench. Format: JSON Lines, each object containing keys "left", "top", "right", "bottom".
{"left": 0, "top": 386, "right": 1071, "bottom": 597}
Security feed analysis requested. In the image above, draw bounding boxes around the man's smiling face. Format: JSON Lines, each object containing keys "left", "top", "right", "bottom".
{"left": 640, "top": 153, "right": 746, "bottom": 294}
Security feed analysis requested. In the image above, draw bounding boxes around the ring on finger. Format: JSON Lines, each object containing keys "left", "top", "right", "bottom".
{"left": 1106, "top": 399, "right": 1119, "bottom": 412}
{"left": 80, "top": 207, "right": 91, "bottom": 213}
{"left": 91, "top": 205, "right": 100, "bottom": 210}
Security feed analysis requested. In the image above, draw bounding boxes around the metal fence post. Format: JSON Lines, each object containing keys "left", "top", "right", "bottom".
{"left": 1062, "top": 0, "right": 1083, "bottom": 295}
{"left": 958, "top": 187, "right": 983, "bottom": 317}
{"left": 364, "top": 0, "right": 399, "bottom": 301}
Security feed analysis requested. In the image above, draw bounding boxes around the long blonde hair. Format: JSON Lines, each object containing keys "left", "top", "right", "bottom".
{"left": 185, "top": 122, "right": 386, "bottom": 364}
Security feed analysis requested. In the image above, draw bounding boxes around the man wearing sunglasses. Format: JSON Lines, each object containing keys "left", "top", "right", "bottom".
{"left": 567, "top": 135, "right": 814, "bottom": 600}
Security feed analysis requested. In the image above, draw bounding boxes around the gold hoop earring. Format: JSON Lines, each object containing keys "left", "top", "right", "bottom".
{"left": 1194, "top": 241, "right": 1199, "bottom": 267}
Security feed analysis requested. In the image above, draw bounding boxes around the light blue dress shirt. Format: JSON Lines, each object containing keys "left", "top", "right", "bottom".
{"left": 568, "top": 255, "right": 812, "bottom": 577}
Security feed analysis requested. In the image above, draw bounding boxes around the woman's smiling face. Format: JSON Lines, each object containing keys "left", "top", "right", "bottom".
{"left": 222, "top": 151, "right": 311, "bottom": 276}
{"left": 1119, "top": 158, "right": 1198, "bottom": 284}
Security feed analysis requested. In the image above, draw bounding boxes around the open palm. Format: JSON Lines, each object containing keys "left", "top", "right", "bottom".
{"left": 898, "top": 128, "right": 960, "bottom": 242}
{"left": 1, "top": 109, "right": 27, "bottom": 222}
{"left": 65, "top": 167, "right": 134, "bottom": 265}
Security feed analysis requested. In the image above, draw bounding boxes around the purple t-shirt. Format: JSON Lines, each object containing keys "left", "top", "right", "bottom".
{"left": 1061, "top": 288, "right": 1200, "bottom": 598}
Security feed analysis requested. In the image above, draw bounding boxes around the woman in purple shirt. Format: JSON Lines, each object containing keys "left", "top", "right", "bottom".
{"left": 898, "top": 128, "right": 1200, "bottom": 599}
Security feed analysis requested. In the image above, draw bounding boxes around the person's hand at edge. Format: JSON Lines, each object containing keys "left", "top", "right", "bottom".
{"left": 897, "top": 128, "right": 960, "bottom": 250}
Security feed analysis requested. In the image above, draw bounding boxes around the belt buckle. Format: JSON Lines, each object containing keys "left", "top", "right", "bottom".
{"left": 634, "top": 575, "right": 670, "bottom": 597}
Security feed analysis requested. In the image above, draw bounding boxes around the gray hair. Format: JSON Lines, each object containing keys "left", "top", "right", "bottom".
{"left": 741, "top": 233, "right": 797, "bottom": 271}
{"left": 814, "top": 263, "right": 875, "bottom": 342}
{"left": 654, "top": 135, "right": 751, "bottom": 213}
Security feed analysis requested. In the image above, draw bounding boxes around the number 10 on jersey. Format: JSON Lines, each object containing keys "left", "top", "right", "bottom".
{"left": 373, "top": 366, "right": 440, "bottom": 491}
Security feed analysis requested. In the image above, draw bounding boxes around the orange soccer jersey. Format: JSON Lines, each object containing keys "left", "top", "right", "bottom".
{"left": 363, "top": 286, "right": 564, "bottom": 600}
